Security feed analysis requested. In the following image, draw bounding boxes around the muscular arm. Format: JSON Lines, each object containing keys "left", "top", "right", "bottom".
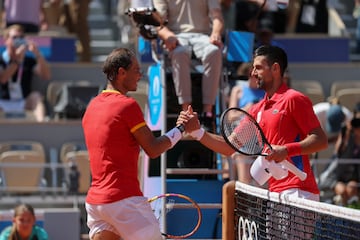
{"left": 267, "top": 126, "right": 328, "bottom": 162}
{"left": 298, "top": 126, "right": 328, "bottom": 155}
{"left": 178, "top": 106, "right": 235, "bottom": 156}
{"left": 199, "top": 131, "right": 236, "bottom": 156}
{"left": 132, "top": 124, "right": 172, "bottom": 159}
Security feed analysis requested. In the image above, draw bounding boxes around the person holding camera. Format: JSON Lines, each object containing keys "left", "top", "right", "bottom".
{"left": 0, "top": 24, "right": 51, "bottom": 121}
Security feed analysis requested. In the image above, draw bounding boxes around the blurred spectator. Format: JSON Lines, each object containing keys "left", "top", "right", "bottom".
{"left": 60, "top": 0, "right": 92, "bottom": 62}
{"left": 1, "top": 0, "right": 48, "bottom": 33}
{"left": 354, "top": 0, "right": 360, "bottom": 53}
{"left": 346, "top": 180, "right": 360, "bottom": 209}
{"left": 221, "top": 0, "right": 287, "bottom": 33}
{"left": 313, "top": 98, "right": 353, "bottom": 143}
{"left": 296, "top": 0, "right": 328, "bottom": 33}
{"left": 228, "top": 63, "right": 265, "bottom": 111}
{"left": 263, "top": 0, "right": 288, "bottom": 33}
{"left": 220, "top": 0, "right": 236, "bottom": 30}
{"left": 153, "top": 0, "right": 224, "bottom": 132}
{"left": 228, "top": 62, "right": 265, "bottom": 183}
{"left": 0, "top": 203, "right": 49, "bottom": 240}
{"left": 286, "top": 0, "right": 301, "bottom": 33}
{"left": 333, "top": 103, "right": 360, "bottom": 183}
{"left": 333, "top": 180, "right": 360, "bottom": 209}
{"left": 330, "top": 103, "right": 360, "bottom": 208}
{"left": 333, "top": 181, "right": 347, "bottom": 206}
{"left": 42, "top": 0, "right": 68, "bottom": 33}
{"left": 256, "top": 18, "right": 274, "bottom": 47}
{"left": 0, "top": 24, "right": 51, "bottom": 121}
{"left": 317, "top": 103, "right": 357, "bottom": 192}
{"left": 255, "top": 17, "right": 286, "bottom": 48}
{"left": 117, "top": 0, "right": 133, "bottom": 45}
{"left": 232, "top": 0, "right": 262, "bottom": 33}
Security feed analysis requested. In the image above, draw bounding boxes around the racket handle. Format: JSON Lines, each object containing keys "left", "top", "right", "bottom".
{"left": 281, "top": 160, "right": 307, "bottom": 181}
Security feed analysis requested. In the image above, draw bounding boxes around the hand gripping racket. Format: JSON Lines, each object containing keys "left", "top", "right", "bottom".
{"left": 148, "top": 193, "right": 202, "bottom": 239}
{"left": 220, "top": 107, "right": 307, "bottom": 181}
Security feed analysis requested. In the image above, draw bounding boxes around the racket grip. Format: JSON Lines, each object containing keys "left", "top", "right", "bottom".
{"left": 281, "top": 160, "right": 307, "bottom": 181}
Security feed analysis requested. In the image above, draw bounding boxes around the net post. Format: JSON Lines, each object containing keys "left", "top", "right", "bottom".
{"left": 222, "top": 180, "right": 235, "bottom": 240}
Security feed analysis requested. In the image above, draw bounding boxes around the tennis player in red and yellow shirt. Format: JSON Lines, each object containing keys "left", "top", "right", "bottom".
{"left": 179, "top": 45, "right": 328, "bottom": 201}
{"left": 82, "top": 48, "right": 186, "bottom": 240}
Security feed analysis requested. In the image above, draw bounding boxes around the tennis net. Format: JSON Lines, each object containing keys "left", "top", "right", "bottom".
{"left": 223, "top": 181, "right": 360, "bottom": 240}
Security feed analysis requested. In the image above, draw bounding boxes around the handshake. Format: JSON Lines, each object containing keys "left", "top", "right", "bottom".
{"left": 176, "top": 106, "right": 205, "bottom": 140}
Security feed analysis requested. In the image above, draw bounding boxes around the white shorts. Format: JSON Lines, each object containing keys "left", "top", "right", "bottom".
{"left": 85, "top": 196, "right": 163, "bottom": 240}
{"left": 280, "top": 188, "right": 320, "bottom": 201}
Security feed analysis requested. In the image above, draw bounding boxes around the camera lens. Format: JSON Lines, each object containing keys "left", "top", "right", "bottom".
{"left": 13, "top": 38, "right": 27, "bottom": 48}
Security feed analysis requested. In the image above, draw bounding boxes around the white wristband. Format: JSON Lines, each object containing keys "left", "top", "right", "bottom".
{"left": 165, "top": 127, "right": 182, "bottom": 148}
{"left": 190, "top": 128, "right": 205, "bottom": 141}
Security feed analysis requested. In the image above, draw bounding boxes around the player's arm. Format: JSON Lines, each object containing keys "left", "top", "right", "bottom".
{"left": 268, "top": 126, "right": 328, "bottom": 162}
{"left": 178, "top": 106, "right": 235, "bottom": 156}
{"left": 132, "top": 124, "right": 176, "bottom": 159}
{"left": 199, "top": 132, "right": 235, "bottom": 156}
{"left": 295, "top": 126, "right": 328, "bottom": 156}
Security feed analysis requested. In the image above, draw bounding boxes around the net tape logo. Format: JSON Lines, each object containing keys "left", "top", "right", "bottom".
{"left": 238, "top": 216, "right": 258, "bottom": 240}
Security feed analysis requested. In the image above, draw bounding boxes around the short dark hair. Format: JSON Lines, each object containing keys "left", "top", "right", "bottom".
{"left": 102, "top": 48, "right": 136, "bottom": 81}
{"left": 253, "top": 45, "right": 288, "bottom": 76}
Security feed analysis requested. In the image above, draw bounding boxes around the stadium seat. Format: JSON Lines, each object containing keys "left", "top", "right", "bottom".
{"left": 330, "top": 81, "right": 360, "bottom": 97}
{"left": 0, "top": 150, "right": 46, "bottom": 193}
{"left": 60, "top": 142, "right": 90, "bottom": 194}
{"left": 60, "top": 141, "right": 87, "bottom": 163}
{"left": 335, "top": 88, "right": 360, "bottom": 111}
{"left": 0, "top": 141, "right": 45, "bottom": 157}
{"left": 291, "top": 80, "right": 325, "bottom": 105}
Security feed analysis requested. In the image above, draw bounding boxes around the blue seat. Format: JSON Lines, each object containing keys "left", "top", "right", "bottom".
{"left": 225, "top": 31, "right": 255, "bottom": 63}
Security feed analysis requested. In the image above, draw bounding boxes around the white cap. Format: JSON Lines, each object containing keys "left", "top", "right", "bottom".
{"left": 250, "top": 156, "right": 288, "bottom": 185}
{"left": 250, "top": 156, "right": 272, "bottom": 186}
{"left": 268, "top": 160, "right": 288, "bottom": 180}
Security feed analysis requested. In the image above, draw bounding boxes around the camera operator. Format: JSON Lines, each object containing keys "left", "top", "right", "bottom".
{"left": 0, "top": 24, "right": 51, "bottom": 121}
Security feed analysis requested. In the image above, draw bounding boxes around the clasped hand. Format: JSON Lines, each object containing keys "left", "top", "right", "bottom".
{"left": 176, "top": 105, "right": 200, "bottom": 133}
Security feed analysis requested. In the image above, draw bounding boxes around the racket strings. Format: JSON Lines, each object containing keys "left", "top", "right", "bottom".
{"left": 223, "top": 111, "right": 265, "bottom": 155}
{"left": 148, "top": 194, "right": 202, "bottom": 239}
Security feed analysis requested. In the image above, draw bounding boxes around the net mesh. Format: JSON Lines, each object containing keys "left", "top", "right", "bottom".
{"left": 234, "top": 181, "right": 360, "bottom": 240}
{"left": 221, "top": 109, "right": 264, "bottom": 155}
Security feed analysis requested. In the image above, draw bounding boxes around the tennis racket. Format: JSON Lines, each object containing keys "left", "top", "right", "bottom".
{"left": 220, "top": 107, "right": 307, "bottom": 181}
{"left": 148, "top": 193, "right": 202, "bottom": 239}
